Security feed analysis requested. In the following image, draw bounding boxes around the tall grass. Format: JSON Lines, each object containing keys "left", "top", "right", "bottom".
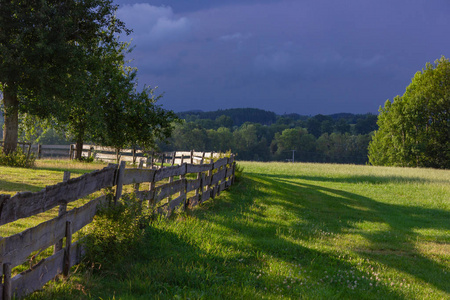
{"left": 2, "top": 161, "right": 448, "bottom": 299}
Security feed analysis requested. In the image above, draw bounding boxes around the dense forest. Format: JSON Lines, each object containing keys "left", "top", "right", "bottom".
{"left": 159, "top": 108, "right": 378, "bottom": 164}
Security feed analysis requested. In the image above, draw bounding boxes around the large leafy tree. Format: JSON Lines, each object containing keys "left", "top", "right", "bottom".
{"left": 368, "top": 56, "right": 450, "bottom": 169}
{"left": 20, "top": 37, "right": 177, "bottom": 160}
{"left": 0, "top": 0, "right": 126, "bottom": 154}
{"left": 272, "top": 128, "right": 316, "bottom": 161}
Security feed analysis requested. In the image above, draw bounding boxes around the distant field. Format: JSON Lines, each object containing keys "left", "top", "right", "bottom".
{"left": 1, "top": 161, "right": 449, "bottom": 299}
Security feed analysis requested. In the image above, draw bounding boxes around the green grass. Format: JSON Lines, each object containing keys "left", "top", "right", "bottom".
{"left": 0, "top": 159, "right": 109, "bottom": 237}
{"left": 1, "top": 161, "right": 449, "bottom": 299}
{"left": 0, "top": 159, "right": 109, "bottom": 195}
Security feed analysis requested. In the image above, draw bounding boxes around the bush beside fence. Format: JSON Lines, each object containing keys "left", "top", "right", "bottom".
{"left": 0, "top": 151, "right": 236, "bottom": 299}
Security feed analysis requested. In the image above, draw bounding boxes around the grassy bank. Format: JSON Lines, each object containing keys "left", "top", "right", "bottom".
{"left": 1, "top": 161, "right": 448, "bottom": 299}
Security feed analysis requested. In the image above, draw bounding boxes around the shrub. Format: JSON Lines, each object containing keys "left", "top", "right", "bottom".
{"left": 0, "top": 147, "right": 36, "bottom": 168}
{"left": 234, "top": 163, "right": 244, "bottom": 182}
{"left": 81, "top": 193, "right": 152, "bottom": 269}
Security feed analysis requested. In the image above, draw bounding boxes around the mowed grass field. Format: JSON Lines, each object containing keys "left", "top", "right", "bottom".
{"left": 1, "top": 160, "right": 449, "bottom": 299}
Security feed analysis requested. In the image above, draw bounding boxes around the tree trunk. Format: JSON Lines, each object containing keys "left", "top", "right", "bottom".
{"left": 2, "top": 88, "right": 19, "bottom": 154}
{"left": 76, "top": 139, "right": 84, "bottom": 160}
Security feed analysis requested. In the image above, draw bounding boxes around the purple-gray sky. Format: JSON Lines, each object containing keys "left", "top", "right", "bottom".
{"left": 114, "top": 0, "right": 450, "bottom": 115}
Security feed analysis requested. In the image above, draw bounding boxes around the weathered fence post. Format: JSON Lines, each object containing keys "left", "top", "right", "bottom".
{"left": 180, "top": 163, "right": 186, "bottom": 197}
{"left": 171, "top": 151, "right": 176, "bottom": 166}
{"left": 54, "top": 171, "right": 71, "bottom": 254}
{"left": 132, "top": 147, "right": 137, "bottom": 165}
{"left": 148, "top": 172, "right": 156, "bottom": 209}
{"left": 134, "top": 159, "right": 145, "bottom": 193}
{"left": 38, "top": 144, "right": 42, "bottom": 159}
{"left": 167, "top": 173, "right": 174, "bottom": 203}
{"left": 114, "top": 161, "right": 126, "bottom": 205}
{"left": 63, "top": 221, "right": 72, "bottom": 277}
{"left": 69, "top": 144, "right": 75, "bottom": 160}
{"left": 115, "top": 148, "right": 121, "bottom": 163}
{"left": 3, "top": 262, "right": 12, "bottom": 300}
{"left": 202, "top": 162, "right": 213, "bottom": 203}
{"left": 195, "top": 152, "right": 205, "bottom": 198}
{"left": 146, "top": 151, "right": 154, "bottom": 169}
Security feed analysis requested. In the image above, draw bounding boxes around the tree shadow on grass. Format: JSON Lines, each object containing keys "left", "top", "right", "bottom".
{"left": 0, "top": 179, "right": 42, "bottom": 194}
{"left": 191, "top": 177, "right": 446, "bottom": 299}
{"left": 27, "top": 171, "right": 449, "bottom": 299}
{"left": 211, "top": 172, "right": 450, "bottom": 296}
{"left": 32, "top": 166, "right": 91, "bottom": 175}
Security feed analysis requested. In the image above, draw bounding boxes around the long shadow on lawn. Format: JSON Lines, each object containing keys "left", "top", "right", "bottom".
{"left": 33, "top": 166, "right": 92, "bottom": 175}
{"left": 218, "top": 172, "right": 450, "bottom": 295}
{"left": 36, "top": 171, "right": 448, "bottom": 299}
{"left": 193, "top": 177, "right": 446, "bottom": 299}
{"left": 0, "top": 179, "right": 42, "bottom": 194}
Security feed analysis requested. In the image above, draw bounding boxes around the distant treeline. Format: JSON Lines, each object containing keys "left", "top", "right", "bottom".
{"left": 159, "top": 108, "right": 378, "bottom": 164}
{"left": 178, "top": 108, "right": 278, "bottom": 126}
{"left": 2, "top": 108, "right": 378, "bottom": 164}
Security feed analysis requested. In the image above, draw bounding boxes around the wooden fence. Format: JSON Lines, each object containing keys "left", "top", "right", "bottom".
{"left": 0, "top": 141, "right": 224, "bottom": 165}
{"left": 0, "top": 152, "right": 236, "bottom": 299}
{"left": 70, "top": 145, "right": 220, "bottom": 165}
{"left": 0, "top": 142, "right": 73, "bottom": 159}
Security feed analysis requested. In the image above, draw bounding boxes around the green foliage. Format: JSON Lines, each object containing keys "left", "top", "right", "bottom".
{"left": 354, "top": 113, "right": 378, "bottom": 135}
{"left": 0, "top": 0, "right": 128, "bottom": 154}
{"left": 81, "top": 193, "right": 152, "bottom": 268}
{"left": 317, "top": 132, "right": 372, "bottom": 164}
{"left": 178, "top": 108, "right": 277, "bottom": 126}
{"left": 159, "top": 118, "right": 373, "bottom": 164}
{"left": 233, "top": 163, "right": 244, "bottom": 181}
{"left": 369, "top": 56, "right": 450, "bottom": 168}
{"left": 0, "top": 146, "right": 35, "bottom": 168}
{"left": 18, "top": 113, "right": 70, "bottom": 145}
{"left": 273, "top": 128, "right": 316, "bottom": 160}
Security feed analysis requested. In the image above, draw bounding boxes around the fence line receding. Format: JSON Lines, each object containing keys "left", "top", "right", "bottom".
{"left": 0, "top": 151, "right": 236, "bottom": 299}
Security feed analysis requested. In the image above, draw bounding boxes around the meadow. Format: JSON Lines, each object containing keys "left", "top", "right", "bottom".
{"left": 0, "top": 160, "right": 449, "bottom": 299}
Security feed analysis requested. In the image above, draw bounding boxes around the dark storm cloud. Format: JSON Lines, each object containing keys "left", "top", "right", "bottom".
{"left": 115, "top": 0, "right": 450, "bottom": 115}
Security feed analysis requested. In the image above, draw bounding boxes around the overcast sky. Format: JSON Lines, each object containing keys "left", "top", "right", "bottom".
{"left": 113, "top": 0, "right": 450, "bottom": 115}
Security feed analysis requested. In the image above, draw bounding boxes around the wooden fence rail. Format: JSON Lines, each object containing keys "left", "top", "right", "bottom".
{"left": 0, "top": 141, "right": 224, "bottom": 164}
{"left": 0, "top": 151, "right": 236, "bottom": 299}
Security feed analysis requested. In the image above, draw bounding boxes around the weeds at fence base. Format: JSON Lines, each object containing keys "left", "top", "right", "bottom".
{"left": 234, "top": 163, "right": 244, "bottom": 181}
{"left": 80, "top": 193, "right": 153, "bottom": 272}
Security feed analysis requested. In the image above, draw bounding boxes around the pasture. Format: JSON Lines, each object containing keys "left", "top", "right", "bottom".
{"left": 1, "top": 161, "right": 449, "bottom": 299}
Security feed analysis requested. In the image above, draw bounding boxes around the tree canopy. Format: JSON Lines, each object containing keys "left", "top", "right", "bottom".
{"left": 1, "top": 0, "right": 176, "bottom": 158}
{"left": 368, "top": 56, "right": 450, "bottom": 169}
{"left": 0, "top": 0, "right": 126, "bottom": 154}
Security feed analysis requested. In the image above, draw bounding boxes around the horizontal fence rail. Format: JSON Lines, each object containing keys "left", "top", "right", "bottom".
{"left": 0, "top": 151, "right": 236, "bottom": 299}
{"left": 0, "top": 141, "right": 225, "bottom": 164}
